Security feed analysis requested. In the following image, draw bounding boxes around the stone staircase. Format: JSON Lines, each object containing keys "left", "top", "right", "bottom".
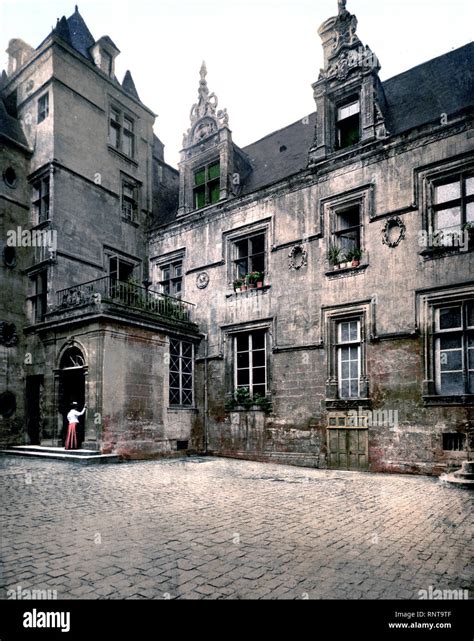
{"left": 0, "top": 445, "right": 120, "bottom": 465}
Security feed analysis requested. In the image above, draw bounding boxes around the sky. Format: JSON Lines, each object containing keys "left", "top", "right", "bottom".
{"left": 0, "top": 0, "right": 473, "bottom": 167}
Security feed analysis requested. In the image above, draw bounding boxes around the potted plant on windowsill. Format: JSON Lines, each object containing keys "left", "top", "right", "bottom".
{"left": 328, "top": 244, "right": 342, "bottom": 270}
{"left": 233, "top": 277, "right": 243, "bottom": 293}
{"left": 248, "top": 271, "right": 264, "bottom": 288}
{"left": 342, "top": 250, "right": 353, "bottom": 269}
{"left": 234, "top": 386, "right": 253, "bottom": 410}
{"left": 351, "top": 247, "right": 363, "bottom": 267}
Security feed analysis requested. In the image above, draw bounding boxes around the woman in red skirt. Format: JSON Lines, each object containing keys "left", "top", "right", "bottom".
{"left": 65, "top": 402, "right": 86, "bottom": 450}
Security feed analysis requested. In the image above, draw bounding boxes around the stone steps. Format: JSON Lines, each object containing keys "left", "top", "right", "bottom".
{"left": 0, "top": 445, "right": 120, "bottom": 465}
{"left": 440, "top": 461, "right": 474, "bottom": 489}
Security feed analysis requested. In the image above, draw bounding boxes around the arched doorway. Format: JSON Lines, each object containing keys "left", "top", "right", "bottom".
{"left": 58, "top": 347, "right": 86, "bottom": 447}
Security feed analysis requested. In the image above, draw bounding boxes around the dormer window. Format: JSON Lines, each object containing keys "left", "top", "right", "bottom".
{"left": 193, "top": 161, "right": 220, "bottom": 209}
{"left": 336, "top": 99, "right": 360, "bottom": 149}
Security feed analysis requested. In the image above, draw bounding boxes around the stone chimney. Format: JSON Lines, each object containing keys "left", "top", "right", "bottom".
{"left": 6, "top": 39, "right": 35, "bottom": 76}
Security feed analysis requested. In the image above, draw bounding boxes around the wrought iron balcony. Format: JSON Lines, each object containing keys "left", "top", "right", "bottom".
{"left": 55, "top": 276, "right": 195, "bottom": 323}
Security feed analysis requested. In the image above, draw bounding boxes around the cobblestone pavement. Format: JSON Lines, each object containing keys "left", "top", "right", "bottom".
{"left": 0, "top": 455, "right": 472, "bottom": 600}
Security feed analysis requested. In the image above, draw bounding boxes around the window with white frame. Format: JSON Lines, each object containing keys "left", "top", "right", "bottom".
{"left": 336, "top": 319, "right": 361, "bottom": 398}
{"left": 109, "top": 106, "right": 135, "bottom": 158}
{"left": 160, "top": 261, "right": 182, "bottom": 298}
{"left": 169, "top": 339, "right": 193, "bottom": 406}
{"left": 432, "top": 173, "right": 474, "bottom": 236}
{"left": 234, "top": 329, "right": 267, "bottom": 397}
{"left": 32, "top": 176, "right": 50, "bottom": 224}
{"left": 37, "top": 93, "right": 49, "bottom": 124}
{"left": 434, "top": 301, "right": 474, "bottom": 395}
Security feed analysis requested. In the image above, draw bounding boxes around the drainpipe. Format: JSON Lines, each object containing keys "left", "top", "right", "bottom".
{"left": 203, "top": 333, "right": 209, "bottom": 454}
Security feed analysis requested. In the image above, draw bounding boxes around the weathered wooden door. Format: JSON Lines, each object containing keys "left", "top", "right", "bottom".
{"left": 328, "top": 427, "right": 368, "bottom": 470}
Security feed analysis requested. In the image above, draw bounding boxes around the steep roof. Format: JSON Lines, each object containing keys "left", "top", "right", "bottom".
{"left": 383, "top": 42, "right": 473, "bottom": 135}
{"left": 0, "top": 97, "right": 28, "bottom": 149}
{"left": 65, "top": 5, "right": 95, "bottom": 60}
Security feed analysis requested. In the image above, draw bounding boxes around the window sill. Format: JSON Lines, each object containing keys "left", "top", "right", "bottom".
{"left": 226, "top": 406, "right": 266, "bottom": 412}
{"left": 423, "top": 395, "right": 474, "bottom": 406}
{"left": 121, "top": 217, "right": 139, "bottom": 227}
{"left": 167, "top": 406, "right": 198, "bottom": 412}
{"left": 325, "top": 263, "right": 368, "bottom": 278}
{"left": 226, "top": 284, "right": 271, "bottom": 298}
{"left": 107, "top": 145, "right": 138, "bottom": 166}
{"left": 325, "top": 398, "right": 372, "bottom": 410}
{"left": 420, "top": 246, "right": 473, "bottom": 260}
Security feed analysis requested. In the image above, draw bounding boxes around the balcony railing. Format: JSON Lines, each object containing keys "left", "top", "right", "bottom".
{"left": 55, "top": 276, "right": 194, "bottom": 323}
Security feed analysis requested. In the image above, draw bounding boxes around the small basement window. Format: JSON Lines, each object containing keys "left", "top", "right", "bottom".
{"left": 442, "top": 432, "right": 466, "bottom": 451}
{"left": 336, "top": 100, "right": 360, "bottom": 149}
{"left": 177, "top": 440, "right": 189, "bottom": 451}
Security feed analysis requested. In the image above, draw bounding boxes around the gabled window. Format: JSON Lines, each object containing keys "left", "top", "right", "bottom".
{"left": 336, "top": 319, "right": 361, "bottom": 399}
{"left": 336, "top": 99, "right": 360, "bottom": 149}
{"left": 434, "top": 301, "right": 474, "bottom": 395}
{"left": 121, "top": 179, "right": 138, "bottom": 223}
{"left": 193, "top": 161, "right": 220, "bottom": 209}
{"left": 32, "top": 176, "right": 50, "bottom": 224}
{"left": 109, "top": 107, "right": 135, "bottom": 158}
{"left": 160, "top": 261, "right": 182, "bottom": 298}
{"left": 37, "top": 93, "right": 49, "bottom": 124}
{"left": 233, "top": 232, "right": 265, "bottom": 280}
{"left": 169, "top": 339, "right": 193, "bottom": 406}
{"left": 432, "top": 173, "right": 474, "bottom": 236}
{"left": 234, "top": 329, "right": 267, "bottom": 398}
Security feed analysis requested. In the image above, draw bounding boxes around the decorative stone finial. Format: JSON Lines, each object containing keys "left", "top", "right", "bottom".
{"left": 338, "top": 0, "right": 347, "bottom": 14}
{"left": 181, "top": 62, "right": 230, "bottom": 149}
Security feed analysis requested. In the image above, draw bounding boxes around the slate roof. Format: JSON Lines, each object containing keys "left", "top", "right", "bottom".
{"left": 0, "top": 97, "right": 28, "bottom": 149}
{"left": 64, "top": 6, "right": 95, "bottom": 60}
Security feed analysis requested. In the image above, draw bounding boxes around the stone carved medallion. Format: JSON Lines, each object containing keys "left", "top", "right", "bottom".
{"left": 196, "top": 272, "right": 209, "bottom": 289}
{"left": 288, "top": 245, "right": 307, "bottom": 270}
{"left": 382, "top": 217, "right": 406, "bottom": 248}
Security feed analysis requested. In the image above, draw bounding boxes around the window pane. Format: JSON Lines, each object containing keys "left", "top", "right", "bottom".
{"left": 253, "top": 384, "right": 266, "bottom": 397}
{"left": 468, "top": 304, "right": 474, "bottom": 328}
{"left": 170, "top": 339, "right": 180, "bottom": 355}
{"left": 169, "top": 372, "right": 180, "bottom": 388}
{"left": 340, "top": 380, "right": 350, "bottom": 398}
{"left": 439, "top": 335, "right": 462, "bottom": 350}
{"left": 251, "top": 254, "right": 265, "bottom": 273}
{"left": 194, "top": 187, "right": 205, "bottom": 209}
{"left": 435, "top": 181, "right": 460, "bottom": 204}
{"left": 182, "top": 359, "right": 192, "bottom": 374}
{"left": 174, "top": 264, "right": 182, "bottom": 277}
{"left": 466, "top": 202, "right": 474, "bottom": 223}
{"left": 209, "top": 181, "right": 220, "bottom": 204}
{"left": 252, "top": 350, "right": 265, "bottom": 367}
{"left": 349, "top": 321, "right": 359, "bottom": 341}
{"left": 252, "top": 331, "right": 265, "bottom": 350}
{"left": 169, "top": 388, "right": 180, "bottom": 405}
{"left": 182, "top": 342, "right": 192, "bottom": 358}
{"left": 182, "top": 374, "right": 192, "bottom": 390}
{"left": 337, "top": 207, "right": 360, "bottom": 231}
{"left": 253, "top": 367, "right": 266, "bottom": 385}
{"left": 341, "top": 361, "right": 349, "bottom": 379}
{"left": 466, "top": 177, "right": 474, "bottom": 197}
{"left": 339, "top": 323, "right": 350, "bottom": 343}
{"left": 235, "top": 260, "right": 248, "bottom": 278}
{"left": 237, "top": 369, "right": 250, "bottom": 386}
{"left": 235, "top": 239, "right": 249, "bottom": 259}
{"left": 208, "top": 162, "right": 220, "bottom": 180}
{"left": 350, "top": 380, "right": 359, "bottom": 397}
{"left": 237, "top": 352, "right": 249, "bottom": 368}
{"left": 439, "top": 307, "right": 462, "bottom": 330}
{"left": 250, "top": 234, "right": 265, "bottom": 255}
{"left": 337, "top": 101, "right": 360, "bottom": 121}
{"left": 162, "top": 268, "right": 170, "bottom": 281}
{"left": 440, "top": 372, "right": 463, "bottom": 394}
{"left": 194, "top": 169, "right": 205, "bottom": 186}
{"left": 236, "top": 334, "right": 249, "bottom": 352}
{"left": 440, "top": 350, "right": 462, "bottom": 372}
{"left": 182, "top": 390, "right": 193, "bottom": 405}
{"left": 435, "top": 207, "right": 461, "bottom": 232}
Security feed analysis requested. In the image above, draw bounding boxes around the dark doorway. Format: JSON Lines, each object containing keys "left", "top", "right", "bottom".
{"left": 58, "top": 347, "right": 86, "bottom": 447}
{"left": 26, "top": 375, "right": 43, "bottom": 445}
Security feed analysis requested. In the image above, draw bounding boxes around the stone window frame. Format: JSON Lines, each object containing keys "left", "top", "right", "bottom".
{"left": 151, "top": 249, "right": 186, "bottom": 299}
{"left": 168, "top": 338, "right": 194, "bottom": 408}
{"left": 108, "top": 101, "right": 137, "bottom": 161}
{"left": 322, "top": 301, "right": 372, "bottom": 409}
{"left": 221, "top": 318, "right": 274, "bottom": 402}
{"left": 419, "top": 285, "right": 474, "bottom": 405}
{"left": 28, "top": 268, "right": 48, "bottom": 324}
{"left": 223, "top": 219, "right": 272, "bottom": 289}
{"left": 31, "top": 171, "right": 51, "bottom": 226}
{"left": 37, "top": 92, "right": 49, "bottom": 124}
{"left": 418, "top": 158, "right": 474, "bottom": 257}
{"left": 321, "top": 184, "right": 373, "bottom": 274}
{"left": 120, "top": 173, "right": 141, "bottom": 226}
{"left": 104, "top": 247, "right": 142, "bottom": 284}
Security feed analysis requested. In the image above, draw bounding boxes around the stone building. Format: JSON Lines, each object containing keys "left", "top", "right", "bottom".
{"left": 1, "top": 3, "right": 473, "bottom": 473}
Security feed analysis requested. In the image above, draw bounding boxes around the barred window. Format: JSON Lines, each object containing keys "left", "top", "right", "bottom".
{"left": 169, "top": 339, "right": 193, "bottom": 406}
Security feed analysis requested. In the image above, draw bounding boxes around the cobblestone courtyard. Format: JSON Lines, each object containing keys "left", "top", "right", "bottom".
{"left": 0, "top": 456, "right": 472, "bottom": 600}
